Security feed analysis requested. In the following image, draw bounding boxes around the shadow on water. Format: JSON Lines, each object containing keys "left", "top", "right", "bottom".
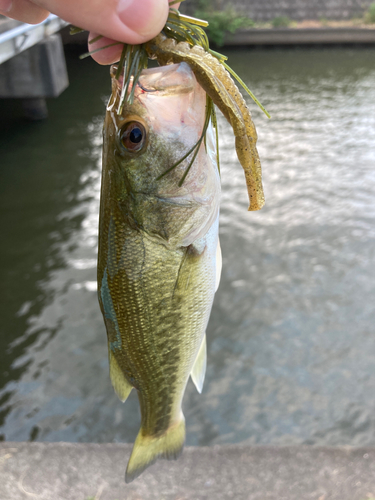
{"left": 0, "top": 46, "right": 375, "bottom": 446}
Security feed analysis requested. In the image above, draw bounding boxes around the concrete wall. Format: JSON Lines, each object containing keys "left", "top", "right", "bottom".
{"left": 185, "top": 0, "right": 374, "bottom": 20}
{"left": 2, "top": 443, "right": 375, "bottom": 500}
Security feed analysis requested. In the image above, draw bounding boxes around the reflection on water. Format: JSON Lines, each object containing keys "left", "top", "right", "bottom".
{"left": 0, "top": 47, "right": 375, "bottom": 446}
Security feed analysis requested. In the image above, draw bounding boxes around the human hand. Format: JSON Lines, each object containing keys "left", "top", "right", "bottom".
{"left": 0, "top": 0, "right": 181, "bottom": 64}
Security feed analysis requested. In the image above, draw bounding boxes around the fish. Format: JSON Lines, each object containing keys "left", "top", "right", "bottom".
{"left": 98, "top": 61, "right": 222, "bottom": 483}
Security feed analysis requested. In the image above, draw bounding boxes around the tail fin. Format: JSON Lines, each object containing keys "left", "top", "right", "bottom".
{"left": 125, "top": 416, "right": 185, "bottom": 483}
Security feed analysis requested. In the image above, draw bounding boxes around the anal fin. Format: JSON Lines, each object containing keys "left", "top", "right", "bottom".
{"left": 109, "top": 348, "right": 133, "bottom": 402}
{"left": 191, "top": 334, "right": 207, "bottom": 394}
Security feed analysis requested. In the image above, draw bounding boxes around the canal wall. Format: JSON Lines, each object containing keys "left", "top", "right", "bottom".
{"left": 185, "top": 0, "right": 375, "bottom": 20}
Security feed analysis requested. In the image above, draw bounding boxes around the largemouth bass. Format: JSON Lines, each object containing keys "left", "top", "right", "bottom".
{"left": 98, "top": 62, "right": 221, "bottom": 482}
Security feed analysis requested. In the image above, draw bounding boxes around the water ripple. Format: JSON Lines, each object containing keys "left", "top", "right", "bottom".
{"left": 1, "top": 48, "right": 375, "bottom": 447}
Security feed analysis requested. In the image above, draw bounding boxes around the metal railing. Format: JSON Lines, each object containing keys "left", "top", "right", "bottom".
{"left": 0, "top": 14, "right": 68, "bottom": 65}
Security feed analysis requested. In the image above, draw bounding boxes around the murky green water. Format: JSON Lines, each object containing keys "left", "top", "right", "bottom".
{"left": 1, "top": 47, "right": 375, "bottom": 446}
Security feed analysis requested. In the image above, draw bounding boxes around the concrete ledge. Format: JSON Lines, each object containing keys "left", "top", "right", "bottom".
{"left": 1, "top": 443, "right": 375, "bottom": 499}
{"left": 225, "top": 27, "right": 375, "bottom": 46}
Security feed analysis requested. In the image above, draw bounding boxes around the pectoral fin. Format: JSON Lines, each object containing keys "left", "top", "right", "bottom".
{"left": 191, "top": 334, "right": 207, "bottom": 394}
{"left": 109, "top": 348, "right": 133, "bottom": 402}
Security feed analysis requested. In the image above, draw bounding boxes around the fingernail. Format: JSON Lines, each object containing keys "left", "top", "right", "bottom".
{"left": 0, "top": 0, "right": 12, "bottom": 13}
{"left": 117, "top": 0, "right": 167, "bottom": 37}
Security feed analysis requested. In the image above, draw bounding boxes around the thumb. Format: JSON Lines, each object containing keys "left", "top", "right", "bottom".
{"left": 30, "top": 0, "right": 171, "bottom": 44}
{"left": 116, "top": 0, "right": 170, "bottom": 43}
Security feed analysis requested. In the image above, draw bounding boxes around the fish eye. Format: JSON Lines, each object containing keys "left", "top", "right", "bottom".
{"left": 120, "top": 121, "right": 147, "bottom": 153}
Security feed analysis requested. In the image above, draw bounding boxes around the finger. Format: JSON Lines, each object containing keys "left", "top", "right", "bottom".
{"left": 29, "top": 0, "right": 170, "bottom": 44}
{"left": 87, "top": 2, "right": 181, "bottom": 66}
{"left": 0, "top": 0, "right": 49, "bottom": 24}
{"left": 88, "top": 33, "right": 124, "bottom": 66}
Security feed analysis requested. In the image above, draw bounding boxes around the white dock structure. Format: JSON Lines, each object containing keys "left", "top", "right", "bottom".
{"left": 0, "top": 14, "right": 69, "bottom": 119}
{"left": 0, "top": 14, "right": 67, "bottom": 65}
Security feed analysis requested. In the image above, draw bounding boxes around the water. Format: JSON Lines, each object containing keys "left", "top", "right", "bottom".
{"left": 1, "top": 47, "right": 374, "bottom": 447}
